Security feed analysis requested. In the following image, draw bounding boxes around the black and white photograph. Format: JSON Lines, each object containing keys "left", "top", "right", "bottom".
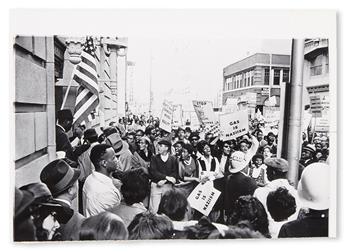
{"left": 10, "top": 9, "right": 338, "bottom": 243}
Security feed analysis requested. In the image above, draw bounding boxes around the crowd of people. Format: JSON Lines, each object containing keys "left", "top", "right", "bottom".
{"left": 14, "top": 109, "right": 331, "bottom": 241}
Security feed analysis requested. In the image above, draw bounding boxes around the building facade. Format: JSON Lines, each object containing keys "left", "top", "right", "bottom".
{"left": 14, "top": 36, "right": 127, "bottom": 187}
{"left": 303, "top": 38, "right": 329, "bottom": 133}
{"left": 222, "top": 53, "right": 290, "bottom": 118}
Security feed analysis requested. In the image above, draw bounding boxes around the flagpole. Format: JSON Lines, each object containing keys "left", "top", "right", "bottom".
{"left": 60, "top": 66, "right": 76, "bottom": 110}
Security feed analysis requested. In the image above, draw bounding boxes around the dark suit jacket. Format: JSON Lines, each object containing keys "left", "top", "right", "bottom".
{"left": 54, "top": 200, "right": 85, "bottom": 241}
{"left": 278, "top": 209, "right": 329, "bottom": 238}
{"left": 224, "top": 172, "right": 258, "bottom": 215}
{"left": 56, "top": 125, "right": 74, "bottom": 160}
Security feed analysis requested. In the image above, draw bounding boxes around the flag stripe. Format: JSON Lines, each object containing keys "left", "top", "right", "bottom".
{"left": 75, "top": 91, "right": 94, "bottom": 113}
{"left": 73, "top": 95, "right": 99, "bottom": 125}
{"left": 79, "top": 61, "right": 98, "bottom": 79}
{"left": 75, "top": 87, "right": 89, "bottom": 104}
{"left": 81, "top": 52, "right": 97, "bottom": 71}
{"left": 73, "top": 37, "right": 99, "bottom": 126}
{"left": 76, "top": 63, "right": 98, "bottom": 84}
{"left": 73, "top": 71, "right": 98, "bottom": 95}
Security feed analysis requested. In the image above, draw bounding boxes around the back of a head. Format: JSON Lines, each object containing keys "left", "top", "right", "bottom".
{"left": 182, "top": 216, "right": 217, "bottom": 239}
{"left": 228, "top": 195, "right": 270, "bottom": 237}
{"left": 208, "top": 225, "right": 265, "bottom": 239}
{"left": 267, "top": 187, "right": 296, "bottom": 222}
{"left": 157, "top": 189, "right": 188, "bottom": 221}
{"left": 128, "top": 212, "right": 173, "bottom": 240}
{"left": 79, "top": 212, "right": 128, "bottom": 240}
{"left": 57, "top": 109, "right": 73, "bottom": 124}
{"left": 121, "top": 168, "right": 150, "bottom": 205}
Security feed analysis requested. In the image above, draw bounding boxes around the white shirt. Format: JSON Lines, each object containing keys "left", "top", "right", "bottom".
{"left": 198, "top": 155, "right": 220, "bottom": 181}
{"left": 83, "top": 171, "right": 121, "bottom": 217}
{"left": 253, "top": 178, "right": 300, "bottom": 237}
{"left": 219, "top": 154, "right": 230, "bottom": 175}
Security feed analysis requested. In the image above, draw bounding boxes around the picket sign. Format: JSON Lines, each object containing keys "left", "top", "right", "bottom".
{"left": 159, "top": 100, "right": 174, "bottom": 133}
{"left": 219, "top": 109, "right": 249, "bottom": 140}
{"left": 192, "top": 100, "right": 217, "bottom": 126}
{"left": 187, "top": 181, "right": 221, "bottom": 216}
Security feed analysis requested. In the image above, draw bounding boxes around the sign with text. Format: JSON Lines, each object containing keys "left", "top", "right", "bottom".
{"left": 172, "top": 104, "right": 183, "bottom": 127}
{"left": 192, "top": 100, "right": 217, "bottom": 126}
{"left": 310, "top": 95, "right": 322, "bottom": 117}
{"left": 160, "top": 100, "right": 174, "bottom": 133}
{"left": 187, "top": 182, "right": 221, "bottom": 216}
{"left": 219, "top": 110, "right": 249, "bottom": 140}
{"left": 264, "top": 106, "right": 280, "bottom": 127}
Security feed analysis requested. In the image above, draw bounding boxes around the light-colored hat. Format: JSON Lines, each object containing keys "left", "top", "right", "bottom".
{"left": 297, "top": 162, "right": 330, "bottom": 210}
{"left": 229, "top": 151, "right": 249, "bottom": 173}
{"left": 106, "top": 133, "right": 129, "bottom": 155}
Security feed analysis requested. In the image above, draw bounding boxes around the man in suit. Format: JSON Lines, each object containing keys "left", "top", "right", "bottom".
{"left": 56, "top": 109, "right": 75, "bottom": 160}
{"left": 40, "top": 159, "right": 85, "bottom": 241}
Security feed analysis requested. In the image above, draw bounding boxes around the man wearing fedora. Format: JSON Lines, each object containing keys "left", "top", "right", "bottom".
{"left": 77, "top": 128, "right": 99, "bottom": 214}
{"left": 40, "top": 159, "right": 84, "bottom": 241}
{"left": 278, "top": 163, "right": 330, "bottom": 237}
{"left": 253, "top": 158, "right": 300, "bottom": 237}
{"left": 105, "top": 132, "right": 133, "bottom": 172}
{"left": 83, "top": 144, "right": 122, "bottom": 217}
{"left": 148, "top": 138, "right": 179, "bottom": 214}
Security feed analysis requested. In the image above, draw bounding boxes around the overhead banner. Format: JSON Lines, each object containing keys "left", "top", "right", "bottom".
{"left": 159, "top": 100, "right": 174, "bottom": 133}
{"left": 219, "top": 109, "right": 249, "bottom": 140}
{"left": 187, "top": 182, "right": 221, "bottom": 216}
{"left": 192, "top": 100, "right": 217, "bottom": 126}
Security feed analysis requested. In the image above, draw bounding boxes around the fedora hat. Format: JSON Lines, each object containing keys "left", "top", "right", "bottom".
{"left": 264, "top": 158, "right": 289, "bottom": 173}
{"left": 14, "top": 187, "right": 35, "bottom": 219}
{"left": 40, "top": 159, "right": 80, "bottom": 197}
{"left": 105, "top": 133, "right": 129, "bottom": 155}
{"left": 84, "top": 128, "right": 98, "bottom": 140}
{"left": 229, "top": 151, "right": 250, "bottom": 173}
{"left": 297, "top": 162, "right": 330, "bottom": 210}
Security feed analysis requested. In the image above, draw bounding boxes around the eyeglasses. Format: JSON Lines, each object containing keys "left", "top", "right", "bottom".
{"left": 223, "top": 145, "right": 231, "bottom": 148}
{"left": 191, "top": 138, "right": 198, "bottom": 141}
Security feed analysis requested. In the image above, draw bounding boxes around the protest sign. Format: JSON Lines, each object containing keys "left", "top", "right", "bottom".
{"left": 159, "top": 100, "right": 173, "bottom": 133}
{"left": 264, "top": 106, "right": 280, "bottom": 127}
{"left": 187, "top": 182, "right": 221, "bottom": 216}
{"left": 310, "top": 95, "right": 322, "bottom": 117}
{"left": 219, "top": 109, "right": 249, "bottom": 140}
{"left": 172, "top": 104, "right": 183, "bottom": 127}
{"left": 192, "top": 100, "right": 217, "bottom": 126}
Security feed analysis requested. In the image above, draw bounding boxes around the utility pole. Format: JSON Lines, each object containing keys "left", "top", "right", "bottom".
{"left": 149, "top": 53, "right": 152, "bottom": 116}
{"left": 281, "top": 39, "right": 305, "bottom": 188}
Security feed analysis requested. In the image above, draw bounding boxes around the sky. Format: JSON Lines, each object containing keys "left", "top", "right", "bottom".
{"left": 126, "top": 37, "right": 292, "bottom": 115}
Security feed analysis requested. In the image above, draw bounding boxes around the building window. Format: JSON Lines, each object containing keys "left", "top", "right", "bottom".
{"left": 273, "top": 69, "right": 280, "bottom": 85}
{"left": 251, "top": 71, "right": 254, "bottom": 85}
{"left": 310, "top": 55, "right": 323, "bottom": 76}
{"left": 244, "top": 73, "right": 247, "bottom": 87}
{"left": 325, "top": 55, "right": 329, "bottom": 74}
{"left": 283, "top": 69, "right": 289, "bottom": 83}
{"left": 264, "top": 68, "right": 270, "bottom": 85}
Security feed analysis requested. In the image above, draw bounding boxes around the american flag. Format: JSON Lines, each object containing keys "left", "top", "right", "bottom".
{"left": 73, "top": 36, "right": 99, "bottom": 126}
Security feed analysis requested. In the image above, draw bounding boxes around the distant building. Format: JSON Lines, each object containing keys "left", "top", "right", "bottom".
{"left": 222, "top": 53, "right": 290, "bottom": 117}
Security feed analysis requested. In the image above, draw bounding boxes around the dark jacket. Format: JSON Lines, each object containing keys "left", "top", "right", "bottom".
{"left": 149, "top": 154, "right": 179, "bottom": 183}
{"left": 224, "top": 172, "right": 258, "bottom": 215}
{"left": 56, "top": 125, "right": 74, "bottom": 160}
{"left": 54, "top": 200, "right": 85, "bottom": 241}
{"left": 278, "top": 209, "right": 329, "bottom": 238}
